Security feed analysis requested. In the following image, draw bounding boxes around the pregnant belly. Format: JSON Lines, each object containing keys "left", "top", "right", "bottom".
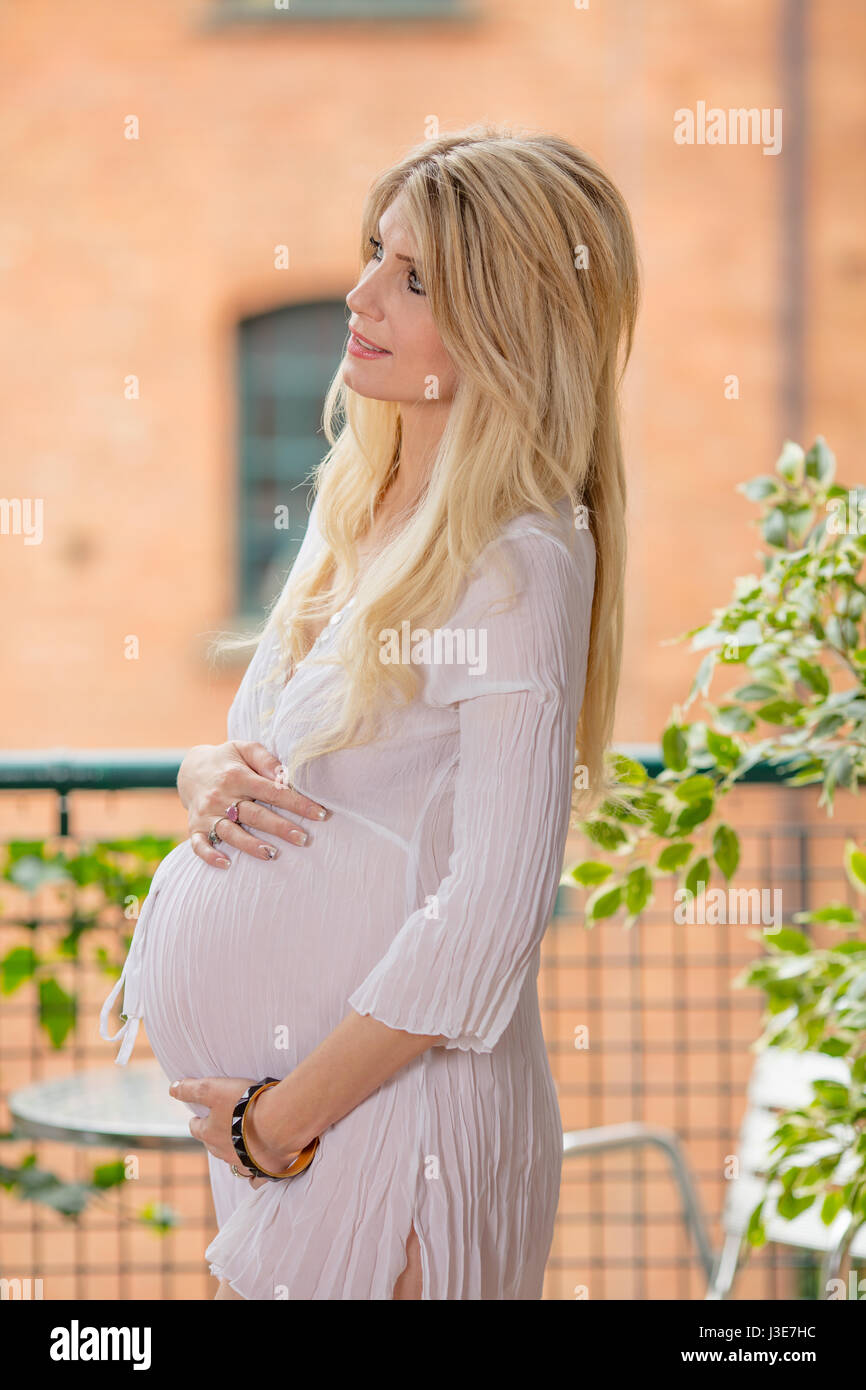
{"left": 136, "top": 816, "right": 409, "bottom": 1085}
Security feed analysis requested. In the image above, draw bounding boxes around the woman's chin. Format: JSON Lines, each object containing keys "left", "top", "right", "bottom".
{"left": 341, "top": 359, "right": 398, "bottom": 402}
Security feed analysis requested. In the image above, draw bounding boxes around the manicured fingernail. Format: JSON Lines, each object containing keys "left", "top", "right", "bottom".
{"left": 259, "top": 843, "right": 278, "bottom": 859}
{"left": 316, "top": 808, "right": 328, "bottom": 819}
{"left": 290, "top": 829, "right": 308, "bottom": 846}
{"left": 216, "top": 856, "right": 231, "bottom": 868}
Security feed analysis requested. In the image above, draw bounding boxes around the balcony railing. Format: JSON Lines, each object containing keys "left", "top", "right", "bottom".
{"left": 0, "top": 748, "right": 855, "bottom": 1300}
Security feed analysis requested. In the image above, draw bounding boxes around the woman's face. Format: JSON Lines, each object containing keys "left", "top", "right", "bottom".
{"left": 344, "top": 193, "right": 458, "bottom": 405}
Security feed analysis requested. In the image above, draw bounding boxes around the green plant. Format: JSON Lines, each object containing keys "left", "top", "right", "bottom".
{"left": 0, "top": 832, "right": 178, "bottom": 1225}
{"left": 566, "top": 437, "right": 866, "bottom": 1267}
{"left": 737, "top": 841, "right": 866, "bottom": 1253}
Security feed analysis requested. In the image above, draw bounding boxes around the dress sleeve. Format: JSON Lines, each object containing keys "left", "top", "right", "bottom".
{"left": 347, "top": 523, "right": 596, "bottom": 1054}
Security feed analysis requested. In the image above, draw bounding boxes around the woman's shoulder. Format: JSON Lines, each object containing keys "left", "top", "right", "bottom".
{"left": 501, "top": 492, "right": 594, "bottom": 559}
{"left": 467, "top": 493, "right": 596, "bottom": 614}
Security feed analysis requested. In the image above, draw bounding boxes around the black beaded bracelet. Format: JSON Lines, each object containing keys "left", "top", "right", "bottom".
{"left": 230, "top": 1077, "right": 319, "bottom": 1181}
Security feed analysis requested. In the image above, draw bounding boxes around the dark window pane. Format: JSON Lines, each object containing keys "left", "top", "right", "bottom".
{"left": 238, "top": 300, "right": 348, "bottom": 616}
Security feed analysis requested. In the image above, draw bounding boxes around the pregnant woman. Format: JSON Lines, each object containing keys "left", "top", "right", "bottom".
{"left": 100, "top": 124, "right": 639, "bottom": 1300}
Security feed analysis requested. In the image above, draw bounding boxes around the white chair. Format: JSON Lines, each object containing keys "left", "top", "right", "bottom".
{"left": 561, "top": 1121, "right": 718, "bottom": 1286}
{"left": 706, "top": 1047, "right": 866, "bottom": 1299}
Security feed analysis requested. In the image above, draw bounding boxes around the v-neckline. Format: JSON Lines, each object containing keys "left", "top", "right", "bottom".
{"left": 276, "top": 496, "right": 418, "bottom": 694}
{"left": 278, "top": 596, "right": 357, "bottom": 694}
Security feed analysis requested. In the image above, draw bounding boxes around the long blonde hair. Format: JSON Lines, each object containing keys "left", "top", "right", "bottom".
{"left": 213, "top": 123, "right": 640, "bottom": 820}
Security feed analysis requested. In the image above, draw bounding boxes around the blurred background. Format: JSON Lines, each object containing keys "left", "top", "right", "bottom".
{"left": 1, "top": 0, "right": 864, "bottom": 1300}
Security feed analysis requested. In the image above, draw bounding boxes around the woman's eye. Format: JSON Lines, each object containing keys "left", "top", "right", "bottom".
{"left": 368, "top": 236, "right": 426, "bottom": 296}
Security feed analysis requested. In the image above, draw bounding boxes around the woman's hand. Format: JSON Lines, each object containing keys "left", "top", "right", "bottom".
{"left": 170, "top": 1077, "right": 301, "bottom": 1189}
{"left": 178, "top": 741, "right": 329, "bottom": 869}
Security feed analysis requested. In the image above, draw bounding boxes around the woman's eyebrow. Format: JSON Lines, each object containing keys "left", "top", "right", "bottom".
{"left": 374, "top": 229, "right": 417, "bottom": 263}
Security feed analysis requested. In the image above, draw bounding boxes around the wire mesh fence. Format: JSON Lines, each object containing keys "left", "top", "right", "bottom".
{"left": 0, "top": 761, "right": 861, "bottom": 1300}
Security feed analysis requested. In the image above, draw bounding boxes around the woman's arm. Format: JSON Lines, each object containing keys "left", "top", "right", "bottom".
{"left": 171, "top": 1012, "right": 444, "bottom": 1178}
{"left": 181, "top": 492, "right": 329, "bottom": 867}
{"left": 243, "top": 1012, "right": 445, "bottom": 1168}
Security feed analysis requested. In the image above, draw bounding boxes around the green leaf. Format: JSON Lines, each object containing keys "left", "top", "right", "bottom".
{"left": 811, "top": 1080, "right": 849, "bottom": 1110}
{"left": 764, "top": 927, "right": 811, "bottom": 954}
{"left": 684, "top": 856, "right": 711, "bottom": 900}
{"left": 139, "top": 1202, "right": 179, "bottom": 1233}
{"left": 657, "top": 842, "right": 693, "bottom": 872}
{"left": 674, "top": 774, "right": 716, "bottom": 803}
{"left": 733, "top": 683, "right": 779, "bottom": 702}
{"left": 755, "top": 699, "right": 803, "bottom": 725}
{"left": 804, "top": 437, "right": 836, "bottom": 485}
{"left": 570, "top": 861, "right": 613, "bottom": 886}
{"left": 818, "top": 1038, "right": 852, "bottom": 1058}
{"left": 777, "top": 1190, "right": 816, "bottom": 1220}
{"left": 583, "top": 820, "right": 628, "bottom": 853}
{"left": 662, "top": 723, "right": 688, "bottom": 772}
{"left": 844, "top": 841, "right": 866, "bottom": 893}
{"left": 624, "top": 866, "right": 653, "bottom": 918}
{"left": 739, "top": 475, "right": 783, "bottom": 502}
{"left": 714, "top": 705, "right": 755, "bottom": 733}
{"left": 820, "top": 1190, "right": 846, "bottom": 1225}
{"left": 811, "top": 711, "right": 847, "bottom": 738}
{"left": 705, "top": 728, "right": 740, "bottom": 768}
{"left": 794, "top": 903, "right": 861, "bottom": 926}
{"left": 91, "top": 1160, "right": 127, "bottom": 1190}
{"left": 686, "top": 651, "right": 716, "bottom": 706}
{"left": 610, "top": 754, "right": 648, "bottom": 786}
{"left": 775, "top": 440, "right": 805, "bottom": 483}
{"left": 586, "top": 884, "right": 623, "bottom": 923}
{"left": 0, "top": 945, "right": 39, "bottom": 995}
{"left": 784, "top": 758, "right": 828, "bottom": 787}
{"left": 38, "top": 976, "right": 76, "bottom": 1050}
{"left": 713, "top": 824, "right": 740, "bottom": 880}
{"left": 31, "top": 1182, "right": 92, "bottom": 1217}
{"left": 763, "top": 508, "right": 789, "bottom": 547}
{"left": 675, "top": 797, "right": 714, "bottom": 832}
{"left": 796, "top": 659, "right": 830, "bottom": 698}
{"left": 746, "top": 1199, "right": 767, "bottom": 1248}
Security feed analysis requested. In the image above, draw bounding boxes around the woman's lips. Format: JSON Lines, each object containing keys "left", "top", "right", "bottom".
{"left": 348, "top": 331, "right": 392, "bottom": 360}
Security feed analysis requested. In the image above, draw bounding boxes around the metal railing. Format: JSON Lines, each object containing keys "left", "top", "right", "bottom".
{"left": 0, "top": 747, "right": 854, "bottom": 1300}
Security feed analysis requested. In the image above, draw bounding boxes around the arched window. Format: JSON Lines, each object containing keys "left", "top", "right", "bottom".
{"left": 237, "top": 300, "right": 347, "bottom": 617}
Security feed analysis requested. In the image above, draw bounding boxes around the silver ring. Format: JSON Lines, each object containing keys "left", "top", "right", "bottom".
{"left": 231, "top": 1164, "right": 243, "bottom": 1178}
{"left": 208, "top": 815, "right": 233, "bottom": 847}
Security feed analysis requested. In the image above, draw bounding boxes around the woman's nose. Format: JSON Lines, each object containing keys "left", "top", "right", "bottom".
{"left": 346, "top": 275, "right": 384, "bottom": 322}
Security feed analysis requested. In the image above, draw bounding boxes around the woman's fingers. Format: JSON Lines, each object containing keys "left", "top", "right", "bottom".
{"left": 195, "top": 804, "right": 309, "bottom": 860}
{"left": 245, "top": 773, "right": 330, "bottom": 828}
{"left": 228, "top": 798, "right": 311, "bottom": 848}
{"left": 189, "top": 830, "right": 233, "bottom": 870}
{"left": 184, "top": 741, "right": 331, "bottom": 867}
{"left": 232, "top": 740, "right": 285, "bottom": 782}
{"left": 231, "top": 742, "right": 330, "bottom": 824}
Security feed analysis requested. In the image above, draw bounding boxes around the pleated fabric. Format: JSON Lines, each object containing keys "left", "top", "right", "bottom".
{"left": 100, "top": 491, "right": 595, "bottom": 1300}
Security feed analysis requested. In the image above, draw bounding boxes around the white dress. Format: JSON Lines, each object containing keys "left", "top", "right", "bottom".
{"left": 100, "top": 490, "right": 595, "bottom": 1300}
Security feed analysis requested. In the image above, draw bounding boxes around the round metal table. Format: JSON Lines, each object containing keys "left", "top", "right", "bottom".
{"left": 7, "top": 1061, "right": 199, "bottom": 1151}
